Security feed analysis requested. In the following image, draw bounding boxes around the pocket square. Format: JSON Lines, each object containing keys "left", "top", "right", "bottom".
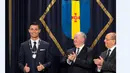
{"left": 40, "top": 49, "right": 45, "bottom": 51}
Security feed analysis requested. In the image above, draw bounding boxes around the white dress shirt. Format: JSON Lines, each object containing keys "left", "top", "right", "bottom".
{"left": 108, "top": 45, "right": 116, "bottom": 56}
{"left": 30, "top": 38, "right": 40, "bottom": 49}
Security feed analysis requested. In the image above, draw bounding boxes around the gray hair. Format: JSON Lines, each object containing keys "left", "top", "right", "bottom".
{"left": 107, "top": 32, "right": 116, "bottom": 40}
{"left": 76, "top": 32, "right": 87, "bottom": 40}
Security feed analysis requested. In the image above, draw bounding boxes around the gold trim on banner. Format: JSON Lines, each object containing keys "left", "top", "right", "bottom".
{"left": 9, "top": 0, "right": 12, "bottom": 66}
{"left": 90, "top": 0, "right": 114, "bottom": 49}
{"left": 39, "top": 0, "right": 66, "bottom": 56}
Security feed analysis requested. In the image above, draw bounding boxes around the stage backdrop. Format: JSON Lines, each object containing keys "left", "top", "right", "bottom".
{"left": 6, "top": 0, "right": 116, "bottom": 73}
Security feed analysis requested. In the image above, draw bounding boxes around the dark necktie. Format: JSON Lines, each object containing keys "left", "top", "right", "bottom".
{"left": 32, "top": 42, "right": 37, "bottom": 52}
{"left": 105, "top": 49, "right": 111, "bottom": 61}
{"left": 76, "top": 48, "right": 80, "bottom": 55}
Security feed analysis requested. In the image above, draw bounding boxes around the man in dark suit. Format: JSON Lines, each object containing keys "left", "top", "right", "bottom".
{"left": 66, "top": 32, "right": 94, "bottom": 73}
{"left": 94, "top": 32, "right": 116, "bottom": 73}
{"left": 18, "top": 22, "right": 52, "bottom": 73}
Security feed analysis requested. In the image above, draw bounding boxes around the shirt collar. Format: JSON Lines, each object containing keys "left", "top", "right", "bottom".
{"left": 79, "top": 44, "right": 85, "bottom": 49}
{"left": 30, "top": 38, "right": 40, "bottom": 44}
{"left": 108, "top": 45, "right": 116, "bottom": 51}
{"left": 76, "top": 44, "right": 85, "bottom": 53}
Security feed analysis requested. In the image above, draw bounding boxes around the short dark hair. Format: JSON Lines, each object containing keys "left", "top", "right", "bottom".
{"left": 29, "top": 22, "right": 40, "bottom": 29}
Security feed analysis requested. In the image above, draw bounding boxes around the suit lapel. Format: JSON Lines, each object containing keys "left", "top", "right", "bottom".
{"left": 74, "top": 48, "right": 76, "bottom": 53}
{"left": 27, "top": 40, "right": 33, "bottom": 57}
{"left": 77, "top": 46, "right": 86, "bottom": 58}
{"left": 107, "top": 48, "right": 116, "bottom": 61}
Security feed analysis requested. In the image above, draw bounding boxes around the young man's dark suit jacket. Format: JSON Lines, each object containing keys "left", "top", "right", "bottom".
{"left": 67, "top": 45, "right": 94, "bottom": 73}
{"left": 100, "top": 48, "right": 116, "bottom": 73}
{"left": 18, "top": 40, "right": 52, "bottom": 73}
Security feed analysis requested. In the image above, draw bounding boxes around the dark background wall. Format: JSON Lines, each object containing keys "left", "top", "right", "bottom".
{"left": 6, "top": 0, "right": 116, "bottom": 73}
